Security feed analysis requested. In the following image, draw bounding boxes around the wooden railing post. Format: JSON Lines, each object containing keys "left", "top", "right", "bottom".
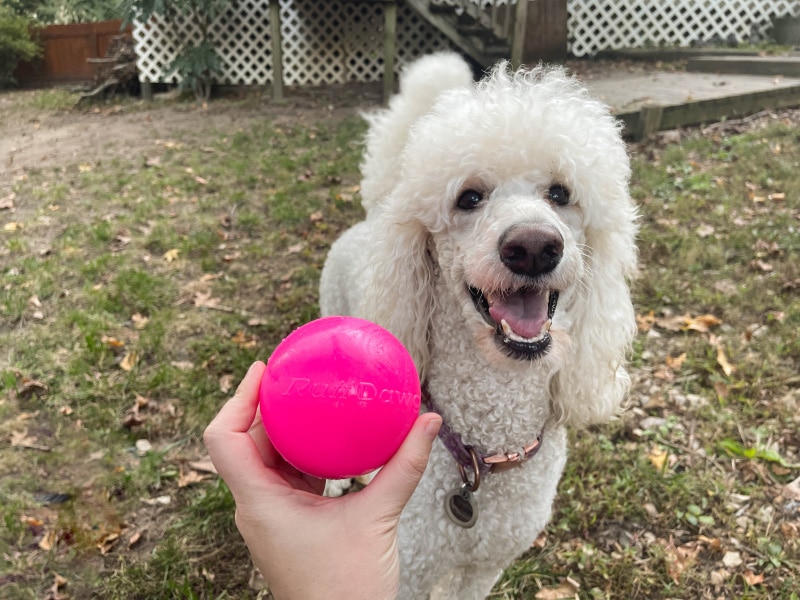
{"left": 383, "top": 1, "right": 397, "bottom": 102}
{"left": 514, "top": 0, "right": 568, "bottom": 67}
{"left": 269, "top": 0, "right": 285, "bottom": 103}
{"left": 510, "top": 0, "right": 529, "bottom": 69}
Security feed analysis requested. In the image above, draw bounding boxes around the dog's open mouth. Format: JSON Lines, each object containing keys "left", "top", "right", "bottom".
{"left": 469, "top": 285, "right": 559, "bottom": 360}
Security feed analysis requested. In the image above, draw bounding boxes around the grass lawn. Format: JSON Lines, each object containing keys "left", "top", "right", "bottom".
{"left": 0, "top": 88, "right": 798, "bottom": 599}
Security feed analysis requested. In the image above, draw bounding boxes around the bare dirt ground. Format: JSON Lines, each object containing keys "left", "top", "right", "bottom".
{"left": 0, "top": 82, "right": 384, "bottom": 188}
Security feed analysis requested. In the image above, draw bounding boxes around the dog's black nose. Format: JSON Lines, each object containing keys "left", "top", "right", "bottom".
{"left": 499, "top": 225, "right": 563, "bottom": 277}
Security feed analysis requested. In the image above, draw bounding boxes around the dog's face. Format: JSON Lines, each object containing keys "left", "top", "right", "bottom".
{"left": 393, "top": 67, "right": 632, "bottom": 368}
{"left": 433, "top": 176, "right": 586, "bottom": 365}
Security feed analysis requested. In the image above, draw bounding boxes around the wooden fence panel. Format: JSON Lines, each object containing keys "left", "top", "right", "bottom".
{"left": 14, "top": 20, "right": 132, "bottom": 86}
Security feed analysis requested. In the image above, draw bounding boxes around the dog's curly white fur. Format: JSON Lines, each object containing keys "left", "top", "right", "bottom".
{"left": 320, "top": 52, "right": 638, "bottom": 600}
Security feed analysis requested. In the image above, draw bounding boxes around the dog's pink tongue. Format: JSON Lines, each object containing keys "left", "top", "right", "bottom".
{"left": 488, "top": 289, "right": 549, "bottom": 339}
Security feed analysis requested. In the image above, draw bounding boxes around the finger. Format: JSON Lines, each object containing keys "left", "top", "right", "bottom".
{"left": 205, "top": 361, "right": 266, "bottom": 436}
{"left": 359, "top": 413, "right": 441, "bottom": 518}
{"left": 204, "top": 362, "right": 275, "bottom": 489}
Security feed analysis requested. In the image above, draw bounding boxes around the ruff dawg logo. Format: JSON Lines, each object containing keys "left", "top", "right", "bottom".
{"left": 282, "top": 377, "right": 420, "bottom": 404}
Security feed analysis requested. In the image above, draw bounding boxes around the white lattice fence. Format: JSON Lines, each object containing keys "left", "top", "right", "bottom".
{"left": 134, "top": 0, "right": 800, "bottom": 85}
{"left": 134, "top": 0, "right": 455, "bottom": 85}
{"left": 569, "top": 0, "right": 800, "bottom": 57}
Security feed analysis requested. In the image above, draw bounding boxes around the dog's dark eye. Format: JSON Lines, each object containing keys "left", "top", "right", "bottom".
{"left": 456, "top": 189, "right": 484, "bottom": 211}
{"left": 547, "top": 184, "right": 570, "bottom": 206}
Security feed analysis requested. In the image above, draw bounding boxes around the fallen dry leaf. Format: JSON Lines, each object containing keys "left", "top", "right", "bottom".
{"left": 783, "top": 475, "right": 800, "bottom": 501}
{"left": 666, "top": 541, "right": 700, "bottom": 584}
{"left": 193, "top": 290, "right": 220, "bottom": 308}
{"left": 178, "top": 469, "right": 210, "bottom": 488}
{"left": 751, "top": 259, "right": 773, "bottom": 272}
{"left": 0, "top": 192, "right": 15, "bottom": 210}
{"left": 231, "top": 330, "right": 257, "bottom": 348}
{"left": 648, "top": 446, "right": 669, "bottom": 471}
{"left": 170, "top": 360, "right": 194, "bottom": 370}
{"left": 131, "top": 313, "right": 149, "bottom": 329}
{"left": 18, "top": 376, "right": 48, "bottom": 399}
{"left": 22, "top": 515, "right": 44, "bottom": 528}
{"left": 684, "top": 313, "right": 723, "bottom": 333}
{"left": 119, "top": 352, "right": 138, "bottom": 372}
{"left": 39, "top": 529, "right": 57, "bottom": 551}
{"left": 143, "top": 495, "right": 171, "bottom": 506}
{"left": 127, "top": 529, "right": 144, "bottom": 549}
{"left": 163, "top": 248, "right": 180, "bottom": 262}
{"left": 712, "top": 341, "right": 736, "bottom": 376}
{"left": 219, "top": 373, "right": 234, "bottom": 393}
{"left": 698, "top": 536, "right": 722, "bottom": 551}
{"left": 101, "top": 335, "right": 126, "bottom": 350}
{"left": 534, "top": 579, "right": 579, "bottom": 599}
{"left": 11, "top": 429, "right": 40, "bottom": 448}
{"left": 713, "top": 381, "right": 730, "bottom": 400}
{"left": 696, "top": 223, "right": 715, "bottom": 237}
{"left": 780, "top": 521, "right": 798, "bottom": 539}
{"left": 4, "top": 221, "right": 21, "bottom": 232}
{"left": 97, "top": 531, "right": 120, "bottom": 555}
{"left": 636, "top": 310, "right": 656, "bottom": 332}
{"left": 665, "top": 353, "right": 687, "bottom": 370}
{"left": 189, "top": 459, "right": 218, "bottom": 474}
{"left": 654, "top": 313, "right": 689, "bottom": 332}
{"left": 743, "top": 570, "right": 765, "bottom": 585}
{"left": 9, "top": 429, "right": 30, "bottom": 448}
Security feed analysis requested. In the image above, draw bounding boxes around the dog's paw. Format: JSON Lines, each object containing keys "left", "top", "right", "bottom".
{"left": 323, "top": 478, "right": 354, "bottom": 497}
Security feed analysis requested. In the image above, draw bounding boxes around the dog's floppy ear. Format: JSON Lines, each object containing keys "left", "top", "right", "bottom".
{"left": 551, "top": 201, "right": 638, "bottom": 427}
{"left": 360, "top": 203, "right": 435, "bottom": 381}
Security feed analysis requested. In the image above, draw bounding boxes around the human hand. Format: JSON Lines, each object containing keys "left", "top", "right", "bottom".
{"left": 204, "top": 361, "right": 441, "bottom": 600}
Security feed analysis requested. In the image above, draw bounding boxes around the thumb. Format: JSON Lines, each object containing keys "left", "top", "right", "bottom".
{"left": 360, "top": 413, "right": 441, "bottom": 517}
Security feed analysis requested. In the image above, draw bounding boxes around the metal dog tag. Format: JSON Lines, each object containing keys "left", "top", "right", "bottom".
{"left": 444, "top": 485, "right": 479, "bottom": 528}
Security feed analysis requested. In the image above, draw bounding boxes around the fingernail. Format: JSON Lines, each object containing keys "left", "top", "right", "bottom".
{"left": 424, "top": 415, "right": 442, "bottom": 442}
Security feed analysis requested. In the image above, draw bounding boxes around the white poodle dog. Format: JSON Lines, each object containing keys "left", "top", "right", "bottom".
{"left": 319, "top": 51, "right": 638, "bottom": 600}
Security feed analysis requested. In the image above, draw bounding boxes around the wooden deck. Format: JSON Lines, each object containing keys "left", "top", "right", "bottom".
{"left": 579, "top": 57, "right": 800, "bottom": 139}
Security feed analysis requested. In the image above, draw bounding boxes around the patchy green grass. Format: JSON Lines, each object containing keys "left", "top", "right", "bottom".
{"left": 0, "top": 94, "right": 366, "bottom": 598}
{"left": 494, "top": 118, "right": 800, "bottom": 599}
{"left": 1, "top": 89, "right": 798, "bottom": 599}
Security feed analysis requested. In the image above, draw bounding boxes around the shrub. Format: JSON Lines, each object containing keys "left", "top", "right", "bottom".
{"left": 0, "top": 5, "right": 41, "bottom": 87}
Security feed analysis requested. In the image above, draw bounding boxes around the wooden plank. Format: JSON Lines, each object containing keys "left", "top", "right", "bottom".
{"left": 658, "top": 85, "right": 800, "bottom": 130}
{"left": 616, "top": 84, "right": 800, "bottom": 139}
{"left": 687, "top": 56, "right": 800, "bottom": 78}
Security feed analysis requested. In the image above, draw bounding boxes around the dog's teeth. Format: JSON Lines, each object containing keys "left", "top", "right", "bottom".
{"left": 500, "top": 319, "right": 550, "bottom": 344}
{"left": 501, "top": 319, "right": 512, "bottom": 336}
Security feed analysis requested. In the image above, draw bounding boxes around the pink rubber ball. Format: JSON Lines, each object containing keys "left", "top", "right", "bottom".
{"left": 259, "top": 316, "right": 421, "bottom": 480}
